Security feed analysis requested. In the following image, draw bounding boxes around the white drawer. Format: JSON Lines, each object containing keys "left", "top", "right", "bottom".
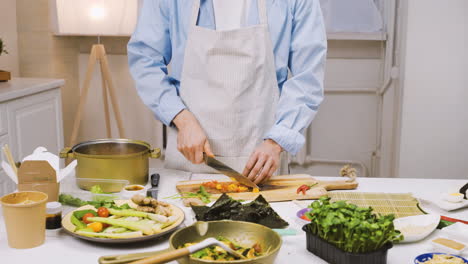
{"left": 0, "top": 104, "right": 7, "bottom": 136}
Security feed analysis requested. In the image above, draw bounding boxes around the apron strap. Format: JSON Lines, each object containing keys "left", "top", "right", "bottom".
{"left": 190, "top": 0, "right": 268, "bottom": 27}
{"left": 257, "top": 0, "right": 268, "bottom": 25}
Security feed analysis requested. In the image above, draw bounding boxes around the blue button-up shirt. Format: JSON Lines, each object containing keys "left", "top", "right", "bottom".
{"left": 128, "top": 0, "right": 327, "bottom": 155}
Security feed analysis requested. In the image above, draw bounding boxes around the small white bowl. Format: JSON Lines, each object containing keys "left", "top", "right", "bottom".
{"left": 394, "top": 214, "right": 440, "bottom": 243}
{"left": 120, "top": 184, "right": 147, "bottom": 199}
{"left": 441, "top": 193, "right": 464, "bottom": 203}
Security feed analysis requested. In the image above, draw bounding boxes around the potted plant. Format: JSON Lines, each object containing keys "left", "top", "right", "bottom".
{"left": 302, "top": 197, "right": 403, "bottom": 264}
{"left": 0, "top": 38, "right": 11, "bottom": 82}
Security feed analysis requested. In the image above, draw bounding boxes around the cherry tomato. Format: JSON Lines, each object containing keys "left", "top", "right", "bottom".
{"left": 102, "top": 223, "right": 110, "bottom": 229}
{"left": 97, "top": 207, "right": 110, "bottom": 217}
{"left": 82, "top": 212, "right": 95, "bottom": 224}
{"left": 300, "top": 214, "right": 311, "bottom": 221}
{"left": 87, "top": 222, "right": 103, "bottom": 232}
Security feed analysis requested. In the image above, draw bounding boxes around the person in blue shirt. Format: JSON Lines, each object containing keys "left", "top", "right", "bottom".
{"left": 128, "top": 0, "right": 327, "bottom": 184}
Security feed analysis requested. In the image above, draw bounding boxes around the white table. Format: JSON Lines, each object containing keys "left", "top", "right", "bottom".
{"left": 1, "top": 169, "right": 467, "bottom": 264}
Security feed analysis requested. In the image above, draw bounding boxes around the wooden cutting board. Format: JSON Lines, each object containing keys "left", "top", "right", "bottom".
{"left": 176, "top": 174, "right": 358, "bottom": 205}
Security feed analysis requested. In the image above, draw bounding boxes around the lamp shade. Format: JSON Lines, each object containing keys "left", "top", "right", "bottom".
{"left": 50, "top": 0, "right": 139, "bottom": 36}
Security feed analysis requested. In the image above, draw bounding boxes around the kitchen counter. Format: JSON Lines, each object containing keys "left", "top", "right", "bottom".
{"left": 0, "top": 78, "right": 65, "bottom": 102}
{"left": 1, "top": 169, "right": 467, "bottom": 264}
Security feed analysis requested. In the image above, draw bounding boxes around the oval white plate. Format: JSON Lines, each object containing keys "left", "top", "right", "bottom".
{"left": 394, "top": 214, "right": 440, "bottom": 243}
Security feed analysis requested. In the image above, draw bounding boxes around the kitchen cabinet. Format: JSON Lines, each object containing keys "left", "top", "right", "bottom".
{"left": 0, "top": 78, "right": 64, "bottom": 197}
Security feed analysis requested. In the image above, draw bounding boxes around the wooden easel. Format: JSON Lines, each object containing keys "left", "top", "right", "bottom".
{"left": 69, "top": 44, "right": 125, "bottom": 146}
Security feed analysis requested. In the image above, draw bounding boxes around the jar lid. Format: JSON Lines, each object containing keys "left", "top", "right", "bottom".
{"left": 46, "top": 202, "right": 62, "bottom": 214}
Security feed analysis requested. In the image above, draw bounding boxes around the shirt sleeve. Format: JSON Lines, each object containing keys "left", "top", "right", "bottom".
{"left": 128, "top": 0, "right": 186, "bottom": 126}
{"left": 264, "top": 0, "right": 327, "bottom": 155}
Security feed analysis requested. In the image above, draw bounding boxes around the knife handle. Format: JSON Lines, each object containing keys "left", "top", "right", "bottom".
{"left": 150, "top": 173, "right": 160, "bottom": 187}
{"left": 460, "top": 182, "right": 468, "bottom": 199}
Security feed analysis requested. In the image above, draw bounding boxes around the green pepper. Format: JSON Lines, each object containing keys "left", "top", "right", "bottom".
{"left": 73, "top": 209, "right": 97, "bottom": 220}
{"left": 70, "top": 214, "right": 87, "bottom": 230}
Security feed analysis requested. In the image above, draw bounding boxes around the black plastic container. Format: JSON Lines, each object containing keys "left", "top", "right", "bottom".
{"left": 302, "top": 225, "right": 393, "bottom": 264}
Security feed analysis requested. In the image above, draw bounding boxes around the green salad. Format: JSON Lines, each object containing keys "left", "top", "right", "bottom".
{"left": 69, "top": 205, "right": 180, "bottom": 239}
{"left": 305, "top": 197, "right": 403, "bottom": 253}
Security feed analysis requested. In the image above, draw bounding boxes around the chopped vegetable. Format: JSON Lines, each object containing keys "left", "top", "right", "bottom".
{"left": 296, "top": 183, "right": 318, "bottom": 195}
{"left": 97, "top": 207, "right": 110, "bottom": 217}
{"left": 183, "top": 236, "right": 262, "bottom": 261}
{"left": 305, "top": 196, "right": 403, "bottom": 253}
{"left": 70, "top": 215, "right": 87, "bottom": 230}
{"left": 103, "top": 227, "right": 128, "bottom": 233}
{"left": 165, "top": 186, "right": 212, "bottom": 204}
{"left": 82, "top": 213, "right": 96, "bottom": 224}
{"left": 76, "top": 230, "right": 143, "bottom": 239}
{"left": 73, "top": 209, "right": 97, "bottom": 220}
{"left": 202, "top": 181, "right": 250, "bottom": 193}
{"left": 88, "top": 222, "right": 104, "bottom": 232}
{"left": 108, "top": 208, "right": 149, "bottom": 218}
{"left": 59, "top": 194, "right": 131, "bottom": 209}
{"left": 87, "top": 216, "right": 155, "bottom": 235}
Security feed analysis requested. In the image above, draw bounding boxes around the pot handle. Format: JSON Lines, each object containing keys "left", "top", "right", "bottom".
{"left": 149, "top": 148, "right": 161, "bottom": 159}
{"left": 59, "top": 147, "right": 74, "bottom": 159}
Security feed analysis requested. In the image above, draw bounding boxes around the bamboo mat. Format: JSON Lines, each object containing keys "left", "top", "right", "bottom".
{"left": 328, "top": 192, "right": 425, "bottom": 218}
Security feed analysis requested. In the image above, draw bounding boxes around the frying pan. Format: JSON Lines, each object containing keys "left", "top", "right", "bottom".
{"left": 99, "top": 221, "right": 282, "bottom": 264}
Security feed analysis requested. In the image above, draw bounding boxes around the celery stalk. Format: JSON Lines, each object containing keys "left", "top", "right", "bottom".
{"left": 87, "top": 217, "right": 154, "bottom": 235}
{"left": 76, "top": 230, "right": 143, "bottom": 238}
{"left": 108, "top": 209, "right": 148, "bottom": 218}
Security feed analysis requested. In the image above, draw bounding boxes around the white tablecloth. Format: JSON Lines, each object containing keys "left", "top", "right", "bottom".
{"left": 1, "top": 169, "right": 467, "bottom": 264}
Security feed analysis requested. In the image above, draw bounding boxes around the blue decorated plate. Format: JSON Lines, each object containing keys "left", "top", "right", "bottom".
{"left": 414, "top": 253, "right": 468, "bottom": 264}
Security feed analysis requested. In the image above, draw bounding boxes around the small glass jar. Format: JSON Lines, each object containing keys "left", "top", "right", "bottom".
{"left": 46, "top": 202, "right": 62, "bottom": 229}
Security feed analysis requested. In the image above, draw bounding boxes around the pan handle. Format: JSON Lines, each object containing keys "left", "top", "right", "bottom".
{"left": 128, "top": 248, "right": 190, "bottom": 264}
{"left": 99, "top": 249, "right": 171, "bottom": 264}
{"left": 59, "top": 147, "right": 74, "bottom": 159}
{"left": 149, "top": 148, "right": 161, "bottom": 159}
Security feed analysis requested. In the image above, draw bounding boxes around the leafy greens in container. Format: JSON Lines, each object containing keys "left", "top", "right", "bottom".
{"left": 192, "top": 194, "right": 288, "bottom": 228}
{"left": 305, "top": 197, "right": 403, "bottom": 253}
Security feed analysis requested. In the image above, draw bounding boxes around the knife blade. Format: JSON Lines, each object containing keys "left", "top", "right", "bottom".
{"left": 203, "top": 154, "right": 259, "bottom": 189}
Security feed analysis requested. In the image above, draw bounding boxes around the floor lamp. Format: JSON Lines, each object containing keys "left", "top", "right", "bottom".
{"left": 51, "top": 0, "right": 139, "bottom": 146}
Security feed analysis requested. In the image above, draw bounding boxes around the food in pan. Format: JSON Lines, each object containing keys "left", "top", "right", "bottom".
{"left": 192, "top": 194, "right": 288, "bottom": 228}
{"left": 183, "top": 236, "right": 262, "bottom": 261}
{"left": 202, "top": 180, "right": 250, "bottom": 193}
{"left": 69, "top": 203, "right": 180, "bottom": 239}
{"left": 416, "top": 254, "right": 466, "bottom": 264}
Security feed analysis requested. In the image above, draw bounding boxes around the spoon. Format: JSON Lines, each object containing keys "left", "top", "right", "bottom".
{"left": 128, "top": 237, "right": 245, "bottom": 264}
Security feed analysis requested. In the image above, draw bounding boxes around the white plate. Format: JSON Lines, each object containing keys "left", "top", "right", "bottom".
{"left": 394, "top": 214, "right": 440, "bottom": 243}
{"left": 416, "top": 194, "right": 468, "bottom": 211}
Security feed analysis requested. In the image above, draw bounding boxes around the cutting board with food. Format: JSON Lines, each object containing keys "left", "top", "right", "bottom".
{"left": 175, "top": 170, "right": 358, "bottom": 206}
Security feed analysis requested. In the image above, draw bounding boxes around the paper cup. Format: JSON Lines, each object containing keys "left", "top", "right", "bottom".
{"left": 1, "top": 191, "right": 48, "bottom": 249}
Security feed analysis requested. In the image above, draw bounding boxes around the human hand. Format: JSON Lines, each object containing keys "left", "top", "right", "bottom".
{"left": 243, "top": 139, "right": 282, "bottom": 184}
{"left": 173, "top": 110, "right": 214, "bottom": 164}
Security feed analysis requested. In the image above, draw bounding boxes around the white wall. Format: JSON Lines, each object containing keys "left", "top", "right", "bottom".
{"left": 398, "top": 0, "right": 468, "bottom": 179}
{"left": 0, "top": 0, "right": 19, "bottom": 76}
{"left": 78, "top": 54, "right": 164, "bottom": 155}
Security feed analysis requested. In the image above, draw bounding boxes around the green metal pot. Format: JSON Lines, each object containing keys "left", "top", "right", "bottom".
{"left": 60, "top": 139, "right": 161, "bottom": 192}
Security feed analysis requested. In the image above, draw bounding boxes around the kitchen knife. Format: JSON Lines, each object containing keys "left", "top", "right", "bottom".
{"left": 146, "top": 173, "right": 160, "bottom": 199}
{"left": 203, "top": 153, "right": 259, "bottom": 189}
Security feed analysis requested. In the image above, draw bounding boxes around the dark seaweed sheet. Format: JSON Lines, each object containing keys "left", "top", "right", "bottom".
{"left": 191, "top": 194, "right": 289, "bottom": 228}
